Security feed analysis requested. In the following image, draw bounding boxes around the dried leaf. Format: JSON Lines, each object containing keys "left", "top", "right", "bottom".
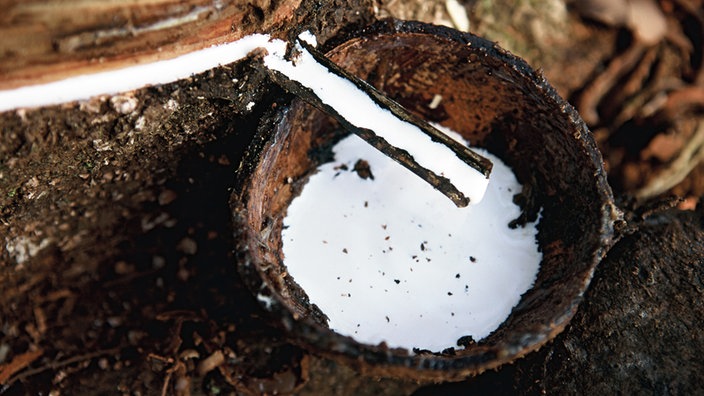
{"left": 0, "top": 349, "right": 43, "bottom": 384}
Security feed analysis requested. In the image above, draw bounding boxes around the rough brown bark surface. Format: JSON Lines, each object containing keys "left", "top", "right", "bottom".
{"left": 524, "top": 207, "right": 704, "bottom": 394}
{"left": 0, "top": 0, "right": 304, "bottom": 89}
{"left": 415, "top": 206, "right": 704, "bottom": 394}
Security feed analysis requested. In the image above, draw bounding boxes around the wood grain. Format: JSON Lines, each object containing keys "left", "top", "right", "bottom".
{"left": 0, "top": 0, "right": 300, "bottom": 89}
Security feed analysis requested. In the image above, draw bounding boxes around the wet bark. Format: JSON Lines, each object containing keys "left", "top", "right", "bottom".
{"left": 0, "top": 0, "right": 307, "bottom": 89}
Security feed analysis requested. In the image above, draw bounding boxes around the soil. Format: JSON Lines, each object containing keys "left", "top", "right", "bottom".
{"left": 1, "top": 0, "right": 703, "bottom": 394}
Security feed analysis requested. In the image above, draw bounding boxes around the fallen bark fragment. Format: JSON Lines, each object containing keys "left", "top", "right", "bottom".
{"left": 0, "top": 349, "right": 43, "bottom": 385}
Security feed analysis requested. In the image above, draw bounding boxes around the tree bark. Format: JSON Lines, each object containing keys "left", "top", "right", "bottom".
{"left": 0, "top": 0, "right": 301, "bottom": 89}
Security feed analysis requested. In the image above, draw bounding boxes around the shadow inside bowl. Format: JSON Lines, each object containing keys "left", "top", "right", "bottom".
{"left": 232, "top": 19, "right": 618, "bottom": 381}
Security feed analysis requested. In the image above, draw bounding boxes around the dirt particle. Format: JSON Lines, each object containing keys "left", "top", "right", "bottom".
{"left": 428, "top": 94, "right": 443, "bottom": 109}
{"left": 394, "top": 279, "right": 400, "bottom": 284}
{"left": 114, "top": 261, "right": 134, "bottom": 275}
{"left": 353, "top": 159, "right": 374, "bottom": 180}
{"left": 106, "top": 316, "right": 123, "bottom": 327}
{"left": 420, "top": 242, "right": 426, "bottom": 251}
{"left": 457, "top": 335, "right": 476, "bottom": 348}
{"left": 469, "top": 256, "right": 477, "bottom": 263}
{"left": 152, "top": 256, "right": 166, "bottom": 269}
{"left": 217, "top": 155, "right": 230, "bottom": 166}
{"left": 177, "top": 268, "right": 190, "bottom": 281}
{"left": 342, "top": 248, "right": 348, "bottom": 254}
{"left": 441, "top": 347, "right": 456, "bottom": 356}
{"left": 110, "top": 94, "right": 138, "bottom": 114}
{"left": 455, "top": 273, "right": 460, "bottom": 279}
{"left": 385, "top": 316, "right": 390, "bottom": 322}
{"left": 176, "top": 237, "right": 197, "bottom": 255}
{"left": 158, "top": 189, "right": 177, "bottom": 205}
{"left": 447, "top": 292, "right": 453, "bottom": 296}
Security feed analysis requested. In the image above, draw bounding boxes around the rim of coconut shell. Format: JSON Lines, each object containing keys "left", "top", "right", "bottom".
{"left": 231, "top": 19, "right": 620, "bottom": 381}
